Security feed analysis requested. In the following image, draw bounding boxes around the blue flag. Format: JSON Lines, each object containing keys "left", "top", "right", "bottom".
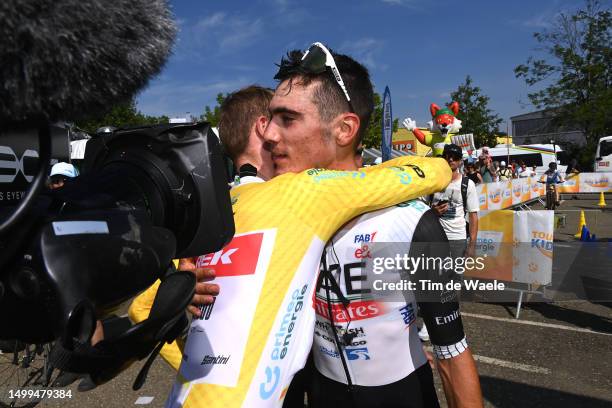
{"left": 381, "top": 86, "right": 392, "bottom": 162}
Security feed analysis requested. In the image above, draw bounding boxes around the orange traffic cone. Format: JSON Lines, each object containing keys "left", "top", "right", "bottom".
{"left": 597, "top": 192, "right": 607, "bottom": 208}
{"left": 574, "top": 210, "right": 587, "bottom": 238}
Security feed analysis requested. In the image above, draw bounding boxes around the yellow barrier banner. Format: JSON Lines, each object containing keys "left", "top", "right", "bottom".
{"left": 466, "top": 210, "right": 554, "bottom": 285}
{"left": 558, "top": 174, "right": 580, "bottom": 193}
{"left": 487, "top": 182, "right": 504, "bottom": 210}
{"left": 477, "top": 183, "right": 488, "bottom": 211}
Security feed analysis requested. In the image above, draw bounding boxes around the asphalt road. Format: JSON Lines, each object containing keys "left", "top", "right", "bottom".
{"left": 2, "top": 197, "right": 611, "bottom": 408}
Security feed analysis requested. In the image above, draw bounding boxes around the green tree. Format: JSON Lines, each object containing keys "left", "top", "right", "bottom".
{"left": 75, "top": 99, "right": 168, "bottom": 134}
{"left": 200, "top": 93, "right": 229, "bottom": 127}
{"left": 449, "top": 75, "right": 503, "bottom": 148}
{"left": 363, "top": 92, "right": 399, "bottom": 148}
{"left": 514, "top": 0, "right": 612, "bottom": 167}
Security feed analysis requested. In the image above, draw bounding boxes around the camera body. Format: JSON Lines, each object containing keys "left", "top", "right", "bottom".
{"left": 0, "top": 122, "right": 234, "bottom": 345}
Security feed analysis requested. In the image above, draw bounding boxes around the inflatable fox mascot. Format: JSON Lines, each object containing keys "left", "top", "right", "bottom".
{"left": 403, "top": 102, "right": 464, "bottom": 157}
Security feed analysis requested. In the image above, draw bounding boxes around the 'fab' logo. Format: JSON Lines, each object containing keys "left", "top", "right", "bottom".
{"left": 354, "top": 232, "right": 377, "bottom": 243}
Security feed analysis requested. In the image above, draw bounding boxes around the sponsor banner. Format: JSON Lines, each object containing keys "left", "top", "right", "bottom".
{"left": 466, "top": 210, "right": 553, "bottom": 285}
{"left": 381, "top": 86, "right": 393, "bottom": 162}
{"left": 558, "top": 174, "right": 579, "bottom": 193}
{"left": 529, "top": 177, "right": 542, "bottom": 200}
{"left": 467, "top": 210, "right": 514, "bottom": 282}
{"left": 501, "top": 180, "right": 513, "bottom": 208}
{"left": 511, "top": 178, "right": 525, "bottom": 205}
{"left": 579, "top": 172, "right": 611, "bottom": 192}
{"left": 477, "top": 183, "right": 488, "bottom": 211}
{"left": 513, "top": 211, "right": 554, "bottom": 285}
{"left": 487, "top": 182, "right": 504, "bottom": 210}
{"left": 450, "top": 133, "right": 475, "bottom": 151}
{"left": 521, "top": 178, "right": 532, "bottom": 202}
{"left": 472, "top": 173, "right": 610, "bottom": 210}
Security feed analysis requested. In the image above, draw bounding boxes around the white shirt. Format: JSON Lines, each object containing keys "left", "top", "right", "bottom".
{"left": 313, "top": 201, "right": 429, "bottom": 386}
{"left": 518, "top": 168, "right": 535, "bottom": 178}
{"left": 432, "top": 176, "right": 479, "bottom": 240}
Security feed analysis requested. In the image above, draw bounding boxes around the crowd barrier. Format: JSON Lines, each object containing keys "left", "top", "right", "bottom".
{"left": 469, "top": 210, "right": 554, "bottom": 285}
{"left": 476, "top": 172, "right": 612, "bottom": 211}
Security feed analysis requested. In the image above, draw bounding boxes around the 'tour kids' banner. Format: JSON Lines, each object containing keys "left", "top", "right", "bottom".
{"left": 476, "top": 172, "right": 612, "bottom": 211}
{"left": 467, "top": 210, "right": 554, "bottom": 285}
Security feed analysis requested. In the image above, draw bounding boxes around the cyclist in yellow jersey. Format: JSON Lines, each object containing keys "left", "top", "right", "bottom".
{"left": 265, "top": 44, "right": 481, "bottom": 408}
{"left": 129, "top": 61, "right": 452, "bottom": 408}
{"left": 129, "top": 85, "right": 275, "bottom": 371}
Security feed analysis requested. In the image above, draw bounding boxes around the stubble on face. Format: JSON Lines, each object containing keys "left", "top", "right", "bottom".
{"left": 265, "top": 79, "right": 335, "bottom": 176}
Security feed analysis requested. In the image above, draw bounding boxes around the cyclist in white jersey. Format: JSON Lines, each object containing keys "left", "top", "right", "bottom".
{"left": 264, "top": 44, "right": 482, "bottom": 407}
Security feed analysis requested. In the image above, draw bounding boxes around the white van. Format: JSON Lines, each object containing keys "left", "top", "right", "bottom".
{"left": 594, "top": 135, "right": 612, "bottom": 172}
{"left": 472, "top": 144, "right": 566, "bottom": 175}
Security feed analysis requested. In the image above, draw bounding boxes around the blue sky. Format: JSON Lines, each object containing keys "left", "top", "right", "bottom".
{"left": 136, "top": 0, "right": 587, "bottom": 128}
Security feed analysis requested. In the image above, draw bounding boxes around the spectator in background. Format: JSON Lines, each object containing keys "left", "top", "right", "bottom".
{"left": 466, "top": 162, "right": 483, "bottom": 184}
{"left": 498, "top": 161, "right": 512, "bottom": 181}
{"left": 517, "top": 161, "right": 535, "bottom": 178}
{"left": 478, "top": 154, "right": 497, "bottom": 183}
{"left": 510, "top": 160, "right": 519, "bottom": 178}
{"left": 48, "top": 162, "right": 79, "bottom": 190}
{"left": 566, "top": 158, "right": 580, "bottom": 177}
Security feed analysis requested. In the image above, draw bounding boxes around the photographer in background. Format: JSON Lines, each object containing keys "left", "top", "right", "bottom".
{"left": 48, "top": 162, "right": 79, "bottom": 190}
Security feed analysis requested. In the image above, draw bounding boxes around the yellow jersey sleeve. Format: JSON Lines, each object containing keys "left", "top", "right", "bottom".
{"left": 132, "top": 156, "right": 451, "bottom": 408}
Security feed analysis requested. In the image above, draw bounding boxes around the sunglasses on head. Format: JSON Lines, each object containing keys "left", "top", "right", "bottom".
{"left": 276, "top": 42, "right": 354, "bottom": 112}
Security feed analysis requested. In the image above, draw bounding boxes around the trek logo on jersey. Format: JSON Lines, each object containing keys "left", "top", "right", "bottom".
{"left": 346, "top": 347, "right": 370, "bottom": 360}
{"left": 196, "top": 232, "right": 264, "bottom": 277}
{"left": 354, "top": 232, "right": 377, "bottom": 243}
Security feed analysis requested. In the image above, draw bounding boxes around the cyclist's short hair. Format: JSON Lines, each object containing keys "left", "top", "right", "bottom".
{"left": 274, "top": 48, "right": 374, "bottom": 150}
{"left": 218, "top": 85, "right": 273, "bottom": 161}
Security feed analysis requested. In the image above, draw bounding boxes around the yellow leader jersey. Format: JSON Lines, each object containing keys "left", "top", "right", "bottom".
{"left": 129, "top": 156, "right": 450, "bottom": 408}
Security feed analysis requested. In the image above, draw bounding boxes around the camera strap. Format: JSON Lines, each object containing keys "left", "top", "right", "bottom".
{"left": 48, "top": 269, "right": 195, "bottom": 390}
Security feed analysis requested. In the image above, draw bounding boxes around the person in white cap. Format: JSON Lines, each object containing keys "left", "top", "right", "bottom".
{"left": 498, "top": 161, "right": 512, "bottom": 181}
{"left": 49, "top": 162, "right": 79, "bottom": 190}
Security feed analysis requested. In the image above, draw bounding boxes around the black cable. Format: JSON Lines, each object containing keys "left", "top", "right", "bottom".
{"left": 0, "top": 125, "right": 51, "bottom": 236}
{"left": 321, "top": 250, "right": 354, "bottom": 394}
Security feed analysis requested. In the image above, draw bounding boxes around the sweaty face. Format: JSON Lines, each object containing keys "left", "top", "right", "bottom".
{"left": 264, "top": 79, "right": 335, "bottom": 175}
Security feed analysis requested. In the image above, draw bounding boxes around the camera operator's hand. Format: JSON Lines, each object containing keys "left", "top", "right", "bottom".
{"left": 178, "top": 258, "right": 220, "bottom": 318}
{"left": 432, "top": 202, "right": 449, "bottom": 216}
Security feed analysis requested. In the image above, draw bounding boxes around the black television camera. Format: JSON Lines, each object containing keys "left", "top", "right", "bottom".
{"left": 0, "top": 121, "right": 234, "bottom": 384}
{"left": 0, "top": 0, "right": 235, "bottom": 388}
